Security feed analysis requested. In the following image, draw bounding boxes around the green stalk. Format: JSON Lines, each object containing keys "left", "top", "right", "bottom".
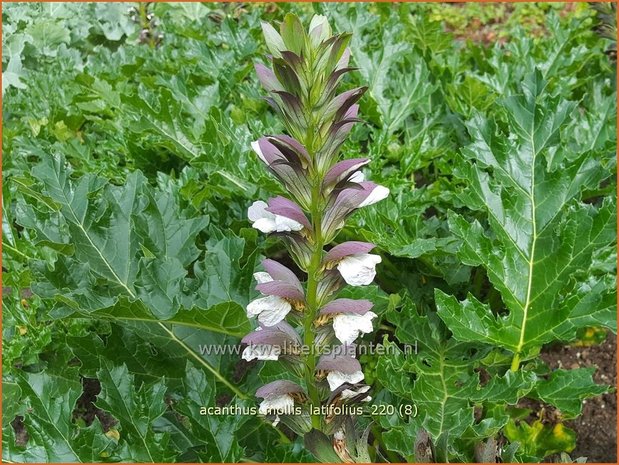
{"left": 303, "top": 136, "right": 325, "bottom": 431}
{"left": 304, "top": 239, "right": 322, "bottom": 428}
{"left": 510, "top": 353, "right": 521, "bottom": 372}
{"left": 300, "top": 46, "right": 327, "bottom": 429}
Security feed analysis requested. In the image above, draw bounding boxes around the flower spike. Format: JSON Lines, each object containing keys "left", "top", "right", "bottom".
{"left": 244, "top": 14, "right": 388, "bottom": 441}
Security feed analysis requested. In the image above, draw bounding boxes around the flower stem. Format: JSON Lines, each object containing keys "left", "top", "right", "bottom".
{"left": 304, "top": 178, "right": 324, "bottom": 430}
{"left": 301, "top": 53, "right": 326, "bottom": 429}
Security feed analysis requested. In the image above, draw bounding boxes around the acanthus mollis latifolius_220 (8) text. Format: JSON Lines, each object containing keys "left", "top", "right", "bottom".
{"left": 240, "top": 13, "right": 388, "bottom": 460}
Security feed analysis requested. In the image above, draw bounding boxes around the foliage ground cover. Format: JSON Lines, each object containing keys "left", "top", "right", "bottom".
{"left": 2, "top": 2, "right": 617, "bottom": 463}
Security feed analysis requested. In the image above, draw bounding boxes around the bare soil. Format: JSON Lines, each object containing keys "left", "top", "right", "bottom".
{"left": 541, "top": 336, "right": 617, "bottom": 463}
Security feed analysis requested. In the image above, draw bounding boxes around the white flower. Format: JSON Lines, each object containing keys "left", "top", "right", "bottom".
{"left": 327, "top": 370, "right": 365, "bottom": 391}
{"left": 341, "top": 385, "right": 371, "bottom": 401}
{"left": 333, "top": 312, "right": 378, "bottom": 344}
{"left": 253, "top": 272, "right": 273, "bottom": 284}
{"left": 242, "top": 343, "right": 281, "bottom": 361}
{"left": 247, "top": 295, "right": 291, "bottom": 326}
{"left": 349, "top": 171, "right": 365, "bottom": 183}
{"left": 259, "top": 394, "right": 295, "bottom": 426}
{"left": 359, "top": 185, "right": 389, "bottom": 207}
{"left": 258, "top": 394, "right": 295, "bottom": 415}
{"left": 248, "top": 200, "right": 304, "bottom": 234}
{"left": 336, "top": 254, "right": 382, "bottom": 286}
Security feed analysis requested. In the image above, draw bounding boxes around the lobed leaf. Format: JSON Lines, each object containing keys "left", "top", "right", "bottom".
{"left": 437, "top": 71, "right": 617, "bottom": 366}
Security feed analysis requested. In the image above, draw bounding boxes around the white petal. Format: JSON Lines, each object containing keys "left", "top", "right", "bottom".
{"left": 242, "top": 344, "right": 280, "bottom": 361}
{"left": 273, "top": 215, "right": 304, "bottom": 232}
{"left": 341, "top": 385, "right": 371, "bottom": 400}
{"left": 359, "top": 185, "right": 389, "bottom": 207}
{"left": 259, "top": 394, "right": 294, "bottom": 415}
{"left": 349, "top": 171, "right": 365, "bottom": 183}
{"left": 247, "top": 200, "right": 303, "bottom": 233}
{"left": 252, "top": 218, "right": 278, "bottom": 234}
{"left": 333, "top": 312, "right": 378, "bottom": 344}
{"left": 327, "top": 370, "right": 365, "bottom": 391}
{"left": 254, "top": 272, "right": 273, "bottom": 284}
{"left": 251, "top": 140, "right": 267, "bottom": 164}
{"left": 246, "top": 295, "right": 291, "bottom": 326}
{"left": 248, "top": 200, "right": 273, "bottom": 222}
{"left": 337, "top": 254, "right": 382, "bottom": 286}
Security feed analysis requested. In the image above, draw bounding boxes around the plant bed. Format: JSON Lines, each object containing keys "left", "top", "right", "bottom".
{"left": 2, "top": 2, "right": 616, "bottom": 463}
